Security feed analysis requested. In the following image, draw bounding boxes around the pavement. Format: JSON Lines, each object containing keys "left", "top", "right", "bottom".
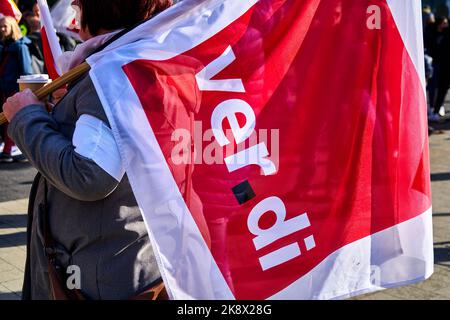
{"left": 0, "top": 158, "right": 34, "bottom": 300}
{"left": 0, "top": 110, "right": 449, "bottom": 300}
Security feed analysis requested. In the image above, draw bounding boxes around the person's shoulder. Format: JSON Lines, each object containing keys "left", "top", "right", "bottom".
{"left": 69, "top": 73, "right": 103, "bottom": 108}
{"left": 56, "top": 32, "right": 77, "bottom": 51}
{"left": 18, "top": 36, "right": 31, "bottom": 45}
{"left": 56, "top": 72, "right": 107, "bottom": 123}
{"left": 9, "top": 37, "right": 32, "bottom": 51}
{"left": 70, "top": 72, "right": 97, "bottom": 94}
{"left": 72, "top": 74, "right": 109, "bottom": 123}
{"left": 56, "top": 32, "right": 70, "bottom": 41}
{"left": 27, "top": 32, "right": 42, "bottom": 42}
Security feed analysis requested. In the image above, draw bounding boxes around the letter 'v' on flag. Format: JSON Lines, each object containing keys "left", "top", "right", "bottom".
{"left": 87, "top": 0, "right": 433, "bottom": 300}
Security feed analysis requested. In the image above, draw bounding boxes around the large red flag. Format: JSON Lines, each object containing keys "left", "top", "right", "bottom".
{"left": 87, "top": 0, "right": 433, "bottom": 300}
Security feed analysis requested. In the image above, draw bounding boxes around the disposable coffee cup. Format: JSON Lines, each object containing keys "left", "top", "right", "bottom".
{"left": 17, "top": 74, "right": 51, "bottom": 92}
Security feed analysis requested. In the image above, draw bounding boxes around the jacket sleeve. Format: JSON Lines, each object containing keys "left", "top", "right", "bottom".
{"left": 17, "top": 43, "right": 33, "bottom": 76}
{"left": 8, "top": 104, "right": 120, "bottom": 202}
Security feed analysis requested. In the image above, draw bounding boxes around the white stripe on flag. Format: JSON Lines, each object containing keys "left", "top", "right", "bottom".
{"left": 268, "top": 208, "right": 433, "bottom": 300}
{"left": 386, "top": 0, "right": 426, "bottom": 95}
{"left": 88, "top": 0, "right": 260, "bottom": 66}
{"left": 38, "top": 0, "right": 62, "bottom": 76}
{"left": 88, "top": 0, "right": 260, "bottom": 300}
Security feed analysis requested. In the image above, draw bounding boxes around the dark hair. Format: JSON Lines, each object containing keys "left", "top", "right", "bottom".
{"left": 436, "top": 15, "right": 449, "bottom": 27}
{"left": 78, "top": 0, "right": 173, "bottom": 36}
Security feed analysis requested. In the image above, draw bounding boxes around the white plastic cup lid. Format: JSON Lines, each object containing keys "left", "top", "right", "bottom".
{"left": 17, "top": 74, "right": 50, "bottom": 83}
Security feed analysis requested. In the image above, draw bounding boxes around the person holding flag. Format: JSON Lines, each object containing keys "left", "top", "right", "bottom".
{"left": 3, "top": 0, "right": 173, "bottom": 300}
{"left": 2, "top": 0, "right": 433, "bottom": 300}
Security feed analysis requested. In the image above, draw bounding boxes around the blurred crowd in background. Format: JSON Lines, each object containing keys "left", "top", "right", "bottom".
{"left": 423, "top": 2, "right": 450, "bottom": 124}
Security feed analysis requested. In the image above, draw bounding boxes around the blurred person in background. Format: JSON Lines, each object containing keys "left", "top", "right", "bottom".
{"left": 22, "top": 11, "right": 45, "bottom": 73}
{"left": 423, "top": 5, "right": 436, "bottom": 32}
{"left": 425, "top": 16, "right": 450, "bottom": 121}
{"left": 431, "top": 16, "right": 450, "bottom": 121}
{"left": 0, "top": 14, "right": 32, "bottom": 162}
{"left": 23, "top": 5, "right": 76, "bottom": 74}
{"left": 17, "top": 0, "right": 58, "bottom": 13}
{"left": 18, "top": 0, "right": 36, "bottom": 12}
{"left": 423, "top": 6, "right": 436, "bottom": 119}
{"left": 29, "top": 1, "right": 77, "bottom": 51}
{"left": 423, "top": 6, "right": 436, "bottom": 50}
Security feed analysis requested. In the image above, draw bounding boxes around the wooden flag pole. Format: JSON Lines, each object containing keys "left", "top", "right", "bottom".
{"left": 0, "top": 62, "right": 91, "bottom": 126}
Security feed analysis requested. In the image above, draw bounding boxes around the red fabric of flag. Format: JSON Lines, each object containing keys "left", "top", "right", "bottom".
{"left": 123, "top": 0, "right": 430, "bottom": 299}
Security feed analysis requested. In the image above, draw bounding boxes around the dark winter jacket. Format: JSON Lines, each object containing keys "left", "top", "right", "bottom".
{"left": 8, "top": 75, "right": 161, "bottom": 300}
{"left": 0, "top": 37, "right": 33, "bottom": 100}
